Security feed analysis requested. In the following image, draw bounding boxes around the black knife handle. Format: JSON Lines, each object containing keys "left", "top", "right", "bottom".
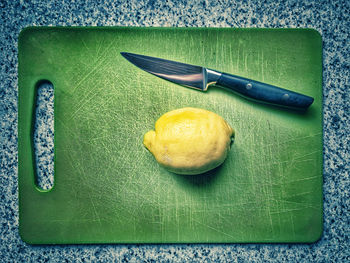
{"left": 216, "top": 73, "right": 314, "bottom": 110}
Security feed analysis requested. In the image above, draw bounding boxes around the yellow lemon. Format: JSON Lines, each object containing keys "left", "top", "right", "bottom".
{"left": 143, "top": 107, "right": 235, "bottom": 175}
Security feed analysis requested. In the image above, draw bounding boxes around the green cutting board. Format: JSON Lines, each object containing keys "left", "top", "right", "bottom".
{"left": 18, "top": 27, "right": 323, "bottom": 244}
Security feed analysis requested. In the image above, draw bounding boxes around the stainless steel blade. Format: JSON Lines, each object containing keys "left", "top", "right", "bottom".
{"left": 121, "top": 52, "right": 221, "bottom": 91}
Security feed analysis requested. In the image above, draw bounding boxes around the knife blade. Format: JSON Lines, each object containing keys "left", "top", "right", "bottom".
{"left": 121, "top": 52, "right": 314, "bottom": 110}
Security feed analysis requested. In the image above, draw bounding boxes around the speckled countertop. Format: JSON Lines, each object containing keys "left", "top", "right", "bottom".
{"left": 1, "top": 0, "right": 349, "bottom": 262}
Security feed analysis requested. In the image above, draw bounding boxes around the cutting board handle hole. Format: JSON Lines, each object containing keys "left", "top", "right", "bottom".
{"left": 33, "top": 80, "right": 54, "bottom": 191}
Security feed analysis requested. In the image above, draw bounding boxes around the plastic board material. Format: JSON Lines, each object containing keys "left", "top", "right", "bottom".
{"left": 18, "top": 27, "right": 323, "bottom": 244}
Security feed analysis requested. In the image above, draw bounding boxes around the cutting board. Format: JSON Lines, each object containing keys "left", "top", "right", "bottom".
{"left": 18, "top": 27, "right": 323, "bottom": 244}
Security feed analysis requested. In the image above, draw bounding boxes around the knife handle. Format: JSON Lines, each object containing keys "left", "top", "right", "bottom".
{"left": 216, "top": 73, "right": 314, "bottom": 110}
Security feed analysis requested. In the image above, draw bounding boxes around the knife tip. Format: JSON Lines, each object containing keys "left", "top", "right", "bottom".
{"left": 121, "top": 52, "right": 135, "bottom": 60}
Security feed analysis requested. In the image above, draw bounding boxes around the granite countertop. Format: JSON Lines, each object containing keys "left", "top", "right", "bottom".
{"left": 1, "top": 0, "right": 349, "bottom": 262}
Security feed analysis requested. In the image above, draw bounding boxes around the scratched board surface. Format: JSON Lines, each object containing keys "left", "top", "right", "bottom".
{"left": 18, "top": 27, "right": 323, "bottom": 244}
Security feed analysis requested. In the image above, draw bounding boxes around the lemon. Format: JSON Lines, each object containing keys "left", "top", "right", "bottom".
{"left": 143, "top": 107, "right": 235, "bottom": 175}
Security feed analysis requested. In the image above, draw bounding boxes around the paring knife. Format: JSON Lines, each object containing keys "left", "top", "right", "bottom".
{"left": 121, "top": 52, "right": 314, "bottom": 110}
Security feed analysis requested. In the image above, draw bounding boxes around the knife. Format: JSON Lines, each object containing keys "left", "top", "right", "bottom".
{"left": 121, "top": 52, "right": 314, "bottom": 110}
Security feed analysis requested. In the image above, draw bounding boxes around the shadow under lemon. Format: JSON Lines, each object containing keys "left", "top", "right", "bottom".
{"left": 170, "top": 165, "right": 224, "bottom": 188}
